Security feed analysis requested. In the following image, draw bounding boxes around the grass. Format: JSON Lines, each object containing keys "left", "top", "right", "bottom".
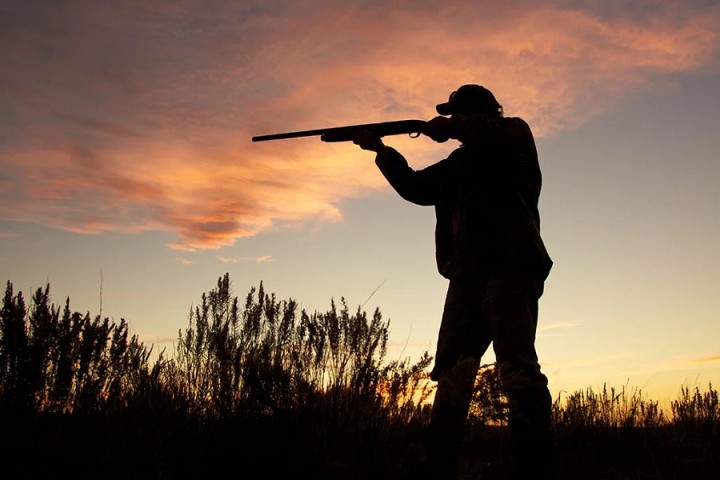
{"left": 1, "top": 274, "right": 718, "bottom": 479}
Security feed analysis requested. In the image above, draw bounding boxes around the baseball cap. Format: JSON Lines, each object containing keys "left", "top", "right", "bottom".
{"left": 436, "top": 84, "right": 502, "bottom": 116}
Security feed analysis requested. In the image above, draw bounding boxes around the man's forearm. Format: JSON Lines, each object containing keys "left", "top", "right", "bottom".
{"left": 375, "top": 147, "right": 438, "bottom": 206}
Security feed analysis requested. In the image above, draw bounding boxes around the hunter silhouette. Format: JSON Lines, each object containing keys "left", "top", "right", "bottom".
{"left": 354, "top": 84, "right": 557, "bottom": 479}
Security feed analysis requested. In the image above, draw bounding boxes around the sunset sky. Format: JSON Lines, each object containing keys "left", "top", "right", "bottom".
{"left": 2, "top": 0, "right": 719, "bottom": 407}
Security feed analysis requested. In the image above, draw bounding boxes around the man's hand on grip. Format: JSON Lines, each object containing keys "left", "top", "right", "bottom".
{"left": 353, "top": 129, "right": 387, "bottom": 153}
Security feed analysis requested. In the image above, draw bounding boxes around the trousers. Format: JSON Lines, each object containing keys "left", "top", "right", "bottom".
{"left": 427, "top": 272, "right": 556, "bottom": 478}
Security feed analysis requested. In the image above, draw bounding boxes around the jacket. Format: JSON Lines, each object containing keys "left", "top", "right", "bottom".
{"left": 374, "top": 115, "right": 552, "bottom": 280}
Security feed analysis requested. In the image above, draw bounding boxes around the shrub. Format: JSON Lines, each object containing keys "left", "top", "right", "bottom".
{"left": 0, "top": 281, "right": 153, "bottom": 415}
{"left": 1, "top": 275, "right": 719, "bottom": 479}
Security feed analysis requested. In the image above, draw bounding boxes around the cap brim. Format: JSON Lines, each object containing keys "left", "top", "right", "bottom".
{"left": 436, "top": 102, "right": 452, "bottom": 115}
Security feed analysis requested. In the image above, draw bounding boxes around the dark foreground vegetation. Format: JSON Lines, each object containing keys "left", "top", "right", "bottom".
{"left": 1, "top": 274, "right": 718, "bottom": 479}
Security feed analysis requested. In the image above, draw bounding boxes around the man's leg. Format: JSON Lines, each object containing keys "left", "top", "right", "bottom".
{"left": 486, "top": 274, "right": 558, "bottom": 477}
{"left": 427, "top": 281, "right": 491, "bottom": 479}
{"left": 428, "top": 356, "right": 481, "bottom": 479}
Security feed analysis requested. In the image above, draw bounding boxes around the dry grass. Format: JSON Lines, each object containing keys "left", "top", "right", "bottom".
{"left": 1, "top": 275, "right": 718, "bottom": 479}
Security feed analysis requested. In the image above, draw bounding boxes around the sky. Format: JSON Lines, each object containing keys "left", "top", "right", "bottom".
{"left": 1, "top": 0, "right": 719, "bottom": 408}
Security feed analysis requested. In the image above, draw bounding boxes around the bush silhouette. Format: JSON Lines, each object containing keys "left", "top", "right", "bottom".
{"left": 1, "top": 275, "right": 718, "bottom": 479}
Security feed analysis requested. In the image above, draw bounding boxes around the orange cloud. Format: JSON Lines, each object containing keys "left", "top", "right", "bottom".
{"left": 1, "top": 1, "right": 718, "bottom": 250}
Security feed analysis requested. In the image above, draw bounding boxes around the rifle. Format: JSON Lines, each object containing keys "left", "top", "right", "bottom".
{"left": 251, "top": 119, "right": 426, "bottom": 142}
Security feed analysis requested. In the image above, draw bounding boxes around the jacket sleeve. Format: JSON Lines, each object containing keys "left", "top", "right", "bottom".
{"left": 374, "top": 147, "right": 448, "bottom": 206}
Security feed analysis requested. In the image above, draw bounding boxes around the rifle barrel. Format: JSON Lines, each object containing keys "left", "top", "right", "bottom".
{"left": 252, "top": 128, "right": 330, "bottom": 142}
{"left": 251, "top": 119, "right": 426, "bottom": 143}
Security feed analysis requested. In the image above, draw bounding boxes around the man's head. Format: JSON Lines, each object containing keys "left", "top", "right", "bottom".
{"left": 436, "top": 84, "right": 503, "bottom": 117}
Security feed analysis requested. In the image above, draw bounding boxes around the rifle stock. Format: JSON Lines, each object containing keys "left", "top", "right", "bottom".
{"left": 252, "top": 119, "right": 426, "bottom": 142}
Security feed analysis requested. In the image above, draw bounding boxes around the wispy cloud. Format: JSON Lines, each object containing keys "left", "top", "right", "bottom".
{"left": 175, "top": 257, "right": 195, "bottom": 266}
{"left": 1, "top": 1, "right": 718, "bottom": 250}
{"left": 216, "top": 255, "right": 273, "bottom": 264}
{"left": 688, "top": 355, "right": 720, "bottom": 365}
{"left": 544, "top": 352, "right": 635, "bottom": 371}
{"left": 539, "top": 320, "right": 582, "bottom": 334}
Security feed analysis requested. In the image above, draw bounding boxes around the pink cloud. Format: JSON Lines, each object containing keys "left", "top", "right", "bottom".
{"left": 1, "top": 1, "right": 718, "bottom": 250}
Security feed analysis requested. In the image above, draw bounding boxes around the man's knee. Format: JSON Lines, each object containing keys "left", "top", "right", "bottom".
{"left": 497, "top": 359, "right": 548, "bottom": 391}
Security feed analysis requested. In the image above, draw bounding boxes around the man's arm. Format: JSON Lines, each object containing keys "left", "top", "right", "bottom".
{"left": 353, "top": 130, "right": 444, "bottom": 206}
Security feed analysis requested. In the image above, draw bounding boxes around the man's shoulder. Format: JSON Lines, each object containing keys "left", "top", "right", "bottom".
{"left": 502, "top": 116, "right": 531, "bottom": 129}
{"left": 499, "top": 116, "right": 534, "bottom": 142}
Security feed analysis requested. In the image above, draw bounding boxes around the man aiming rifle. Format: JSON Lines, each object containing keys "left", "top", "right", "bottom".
{"left": 353, "top": 85, "right": 557, "bottom": 479}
